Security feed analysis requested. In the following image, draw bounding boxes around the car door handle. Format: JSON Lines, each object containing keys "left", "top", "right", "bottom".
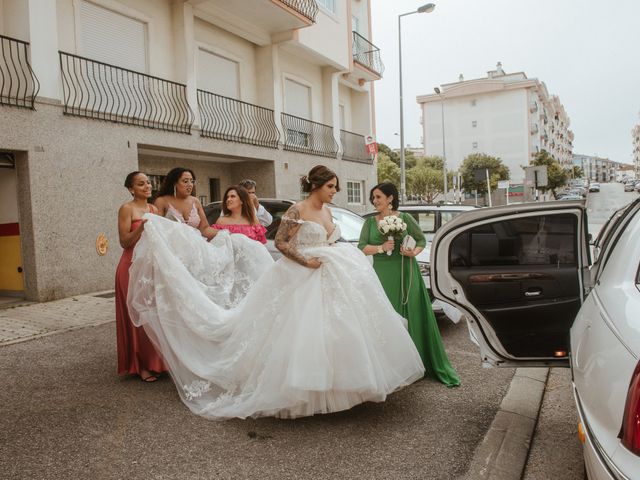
{"left": 524, "top": 290, "right": 542, "bottom": 297}
{"left": 469, "top": 273, "right": 551, "bottom": 283}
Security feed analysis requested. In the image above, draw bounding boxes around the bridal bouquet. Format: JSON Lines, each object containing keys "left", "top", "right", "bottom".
{"left": 378, "top": 215, "right": 407, "bottom": 256}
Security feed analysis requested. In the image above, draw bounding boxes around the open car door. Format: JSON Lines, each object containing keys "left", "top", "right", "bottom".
{"left": 430, "top": 201, "right": 591, "bottom": 367}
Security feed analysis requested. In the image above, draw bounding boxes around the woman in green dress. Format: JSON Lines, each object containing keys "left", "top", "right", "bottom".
{"left": 358, "top": 182, "right": 460, "bottom": 387}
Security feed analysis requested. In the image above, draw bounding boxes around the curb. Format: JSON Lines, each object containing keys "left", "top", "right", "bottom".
{"left": 463, "top": 367, "right": 549, "bottom": 480}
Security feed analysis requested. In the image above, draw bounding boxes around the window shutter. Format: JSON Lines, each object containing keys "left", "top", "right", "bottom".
{"left": 78, "top": 1, "right": 147, "bottom": 72}
{"left": 285, "top": 79, "right": 311, "bottom": 119}
{"left": 197, "top": 49, "right": 239, "bottom": 99}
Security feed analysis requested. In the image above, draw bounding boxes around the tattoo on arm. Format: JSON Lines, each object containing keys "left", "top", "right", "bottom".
{"left": 275, "top": 205, "right": 309, "bottom": 267}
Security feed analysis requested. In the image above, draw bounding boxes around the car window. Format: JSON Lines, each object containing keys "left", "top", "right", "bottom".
{"left": 330, "top": 209, "right": 364, "bottom": 242}
{"left": 450, "top": 213, "right": 577, "bottom": 267}
{"left": 592, "top": 200, "right": 640, "bottom": 282}
{"left": 404, "top": 211, "right": 436, "bottom": 233}
{"left": 441, "top": 211, "right": 463, "bottom": 226}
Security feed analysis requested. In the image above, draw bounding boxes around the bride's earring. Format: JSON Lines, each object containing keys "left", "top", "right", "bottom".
{"left": 173, "top": 185, "right": 177, "bottom": 197}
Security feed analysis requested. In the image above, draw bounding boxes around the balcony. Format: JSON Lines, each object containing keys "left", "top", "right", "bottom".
{"left": 530, "top": 124, "right": 539, "bottom": 135}
{"left": 59, "top": 52, "right": 193, "bottom": 134}
{"left": 340, "top": 130, "right": 372, "bottom": 164}
{"left": 281, "top": 113, "right": 338, "bottom": 158}
{"left": 193, "top": 0, "right": 317, "bottom": 46}
{"left": 352, "top": 31, "right": 384, "bottom": 80}
{"left": 0, "top": 34, "right": 40, "bottom": 109}
{"left": 197, "top": 90, "right": 280, "bottom": 148}
{"left": 529, "top": 101, "right": 538, "bottom": 113}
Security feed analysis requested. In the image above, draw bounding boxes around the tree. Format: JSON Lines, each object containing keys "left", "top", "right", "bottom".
{"left": 567, "top": 165, "right": 584, "bottom": 179}
{"left": 407, "top": 165, "right": 441, "bottom": 203}
{"left": 460, "top": 153, "right": 509, "bottom": 194}
{"left": 377, "top": 142, "right": 417, "bottom": 169}
{"left": 376, "top": 152, "right": 400, "bottom": 185}
{"left": 415, "top": 155, "right": 444, "bottom": 170}
{"left": 530, "top": 150, "right": 568, "bottom": 196}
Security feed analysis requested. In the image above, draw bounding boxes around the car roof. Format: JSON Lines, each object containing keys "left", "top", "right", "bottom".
{"left": 398, "top": 204, "right": 479, "bottom": 211}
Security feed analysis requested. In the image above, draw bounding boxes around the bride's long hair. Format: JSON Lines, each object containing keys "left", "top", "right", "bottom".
{"left": 221, "top": 186, "right": 258, "bottom": 225}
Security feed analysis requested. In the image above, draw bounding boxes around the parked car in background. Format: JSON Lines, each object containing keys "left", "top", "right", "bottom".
{"left": 430, "top": 198, "right": 640, "bottom": 480}
{"left": 203, "top": 199, "right": 364, "bottom": 260}
{"left": 365, "top": 204, "right": 478, "bottom": 287}
{"left": 560, "top": 194, "right": 586, "bottom": 201}
{"left": 588, "top": 182, "right": 600, "bottom": 192}
{"left": 624, "top": 182, "right": 637, "bottom": 192}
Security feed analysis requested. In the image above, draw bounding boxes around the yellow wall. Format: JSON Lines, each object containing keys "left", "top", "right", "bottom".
{"left": 0, "top": 235, "right": 23, "bottom": 291}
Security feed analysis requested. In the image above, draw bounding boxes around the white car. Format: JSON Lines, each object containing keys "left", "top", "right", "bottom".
{"left": 430, "top": 199, "right": 640, "bottom": 479}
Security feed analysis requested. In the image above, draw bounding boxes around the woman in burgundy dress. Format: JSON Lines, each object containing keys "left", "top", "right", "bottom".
{"left": 213, "top": 186, "right": 267, "bottom": 244}
{"left": 116, "top": 171, "right": 167, "bottom": 382}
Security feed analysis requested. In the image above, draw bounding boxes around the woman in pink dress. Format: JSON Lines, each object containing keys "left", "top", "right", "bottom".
{"left": 115, "top": 171, "right": 167, "bottom": 382}
{"left": 213, "top": 186, "right": 267, "bottom": 244}
{"left": 154, "top": 167, "right": 218, "bottom": 240}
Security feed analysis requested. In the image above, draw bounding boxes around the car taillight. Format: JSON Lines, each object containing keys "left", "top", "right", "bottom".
{"left": 619, "top": 361, "right": 640, "bottom": 454}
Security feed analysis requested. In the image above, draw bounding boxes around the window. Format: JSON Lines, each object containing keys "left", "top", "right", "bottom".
{"left": 450, "top": 214, "right": 577, "bottom": 267}
{"left": 472, "top": 120, "right": 477, "bottom": 128}
{"left": 78, "top": 0, "right": 147, "bottom": 72}
{"left": 441, "top": 211, "right": 463, "bottom": 227}
{"left": 197, "top": 49, "right": 239, "bottom": 99}
{"left": 347, "top": 181, "right": 363, "bottom": 204}
{"left": 284, "top": 79, "right": 311, "bottom": 119}
{"left": 472, "top": 142, "right": 478, "bottom": 149}
{"left": 317, "top": 0, "right": 335, "bottom": 13}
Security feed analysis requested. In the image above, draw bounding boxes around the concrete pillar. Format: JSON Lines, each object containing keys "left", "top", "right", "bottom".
{"left": 26, "top": 0, "right": 60, "bottom": 100}
{"left": 172, "top": 0, "right": 198, "bottom": 128}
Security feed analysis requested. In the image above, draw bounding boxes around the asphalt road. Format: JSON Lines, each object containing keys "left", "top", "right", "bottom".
{"left": 0, "top": 308, "right": 514, "bottom": 480}
{"left": 523, "top": 181, "right": 638, "bottom": 479}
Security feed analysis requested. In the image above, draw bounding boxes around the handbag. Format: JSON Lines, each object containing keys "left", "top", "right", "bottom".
{"left": 401, "top": 234, "right": 416, "bottom": 250}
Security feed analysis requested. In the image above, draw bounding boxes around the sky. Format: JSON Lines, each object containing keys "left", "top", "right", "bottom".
{"left": 371, "top": 0, "right": 640, "bottom": 164}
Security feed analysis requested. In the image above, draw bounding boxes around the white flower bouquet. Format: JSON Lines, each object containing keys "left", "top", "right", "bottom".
{"left": 378, "top": 215, "right": 407, "bottom": 256}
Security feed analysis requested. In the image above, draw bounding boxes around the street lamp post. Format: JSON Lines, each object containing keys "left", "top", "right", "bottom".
{"left": 434, "top": 87, "right": 447, "bottom": 202}
{"left": 398, "top": 3, "right": 435, "bottom": 203}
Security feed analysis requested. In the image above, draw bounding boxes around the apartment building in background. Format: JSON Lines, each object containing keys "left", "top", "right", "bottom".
{"left": 572, "top": 154, "right": 632, "bottom": 183}
{"left": 0, "top": 0, "right": 383, "bottom": 301}
{"left": 633, "top": 123, "right": 640, "bottom": 177}
{"left": 417, "top": 63, "right": 574, "bottom": 185}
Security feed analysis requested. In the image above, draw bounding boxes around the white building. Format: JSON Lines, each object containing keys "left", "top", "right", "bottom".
{"left": 633, "top": 124, "right": 640, "bottom": 177}
{"left": 572, "top": 154, "right": 632, "bottom": 183}
{"left": 0, "top": 0, "right": 382, "bottom": 301}
{"left": 417, "top": 63, "right": 574, "bottom": 185}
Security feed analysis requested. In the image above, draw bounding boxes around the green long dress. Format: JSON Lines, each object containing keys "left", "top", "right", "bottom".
{"left": 358, "top": 212, "right": 460, "bottom": 387}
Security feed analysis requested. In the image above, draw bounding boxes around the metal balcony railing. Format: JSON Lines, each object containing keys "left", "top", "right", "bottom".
{"left": 281, "top": 113, "right": 338, "bottom": 158}
{"left": 197, "top": 90, "right": 280, "bottom": 148}
{"left": 0, "top": 34, "right": 40, "bottom": 109}
{"left": 59, "top": 52, "right": 193, "bottom": 134}
{"left": 340, "top": 130, "right": 372, "bottom": 164}
{"left": 352, "top": 31, "right": 384, "bottom": 77}
{"left": 276, "top": 0, "right": 319, "bottom": 22}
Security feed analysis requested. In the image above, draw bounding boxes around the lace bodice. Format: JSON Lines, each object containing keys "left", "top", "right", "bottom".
{"left": 166, "top": 203, "right": 200, "bottom": 228}
{"left": 289, "top": 220, "right": 341, "bottom": 249}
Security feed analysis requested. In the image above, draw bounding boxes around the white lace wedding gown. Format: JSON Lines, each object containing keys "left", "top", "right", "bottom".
{"left": 128, "top": 214, "right": 425, "bottom": 419}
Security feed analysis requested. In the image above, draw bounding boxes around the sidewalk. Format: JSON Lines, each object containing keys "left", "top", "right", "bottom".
{"left": 0, "top": 291, "right": 115, "bottom": 346}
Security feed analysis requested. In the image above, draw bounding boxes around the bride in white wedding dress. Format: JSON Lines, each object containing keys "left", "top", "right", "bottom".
{"left": 127, "top": 166, "right": 425, "bottom": 419}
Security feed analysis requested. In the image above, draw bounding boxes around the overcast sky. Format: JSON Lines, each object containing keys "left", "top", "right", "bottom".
{"left": 371, "top": 0, "right": 640, "bottom": 164}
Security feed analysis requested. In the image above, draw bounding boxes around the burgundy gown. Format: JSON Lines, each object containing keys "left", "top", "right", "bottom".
{"left": 115, "top": 219, "right": 167, "bottom": 376}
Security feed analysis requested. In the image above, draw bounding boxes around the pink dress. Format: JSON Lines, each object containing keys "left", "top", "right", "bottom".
{"left": 212, "top": 223, "right": 267, "bottom": 244}
{"left": 115, "top": 219, "right": 167, "bottom": 376}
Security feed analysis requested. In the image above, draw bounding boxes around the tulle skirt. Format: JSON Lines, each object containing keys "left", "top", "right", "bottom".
{"left": 128, "top": 214, "right": 425, "bottom": 419}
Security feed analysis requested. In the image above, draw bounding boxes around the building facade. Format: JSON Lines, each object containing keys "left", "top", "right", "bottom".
{"left": 633, "top": 124, "right": 640, "bottom": 177}
{"left": 0, "top": 0, "right": 382, "bottom": 301}
{"left": 417, "top": 63, "right": 574, "bottom": 185}
{"left": 572, "top": 154, "right": 632, "bottom": 183}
